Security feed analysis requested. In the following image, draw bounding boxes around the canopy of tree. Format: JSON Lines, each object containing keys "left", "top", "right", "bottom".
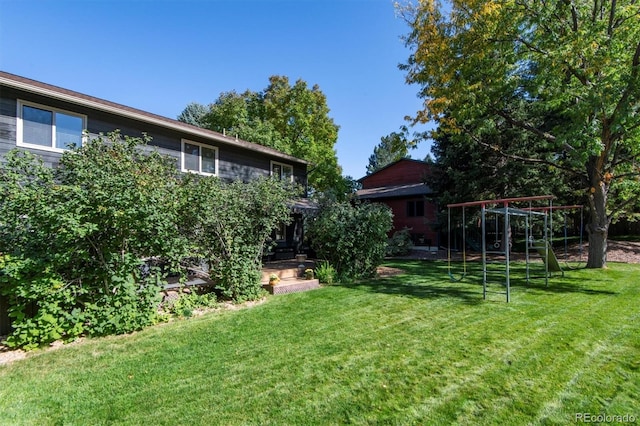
{"left": 366, "top": 128, "right": 413, "bottom": 175}
{"left": 178, "top": 76, "right": 343, "bottom": 193}
{"left": 398, "top": 0, "right": 640, "bottom": 268}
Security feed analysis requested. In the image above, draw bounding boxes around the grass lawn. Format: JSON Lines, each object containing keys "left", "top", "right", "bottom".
{"left": 1, "top": 261, "right": 638, "bottom": 425}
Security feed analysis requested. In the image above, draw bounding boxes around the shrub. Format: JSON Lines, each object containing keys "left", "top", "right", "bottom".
{"left": 0, "top": 133, "right": 186, "bottom": 348}
{"left": 306, "top": 200, "right": 392, "bottom": 280}
{"left": 0, "top": 255, "right": 85, "bottom": 350}
{"left": 386, "top": 228, "right": 414, "bottom": 257}
{"left": 0, "top": 132, "right": 300, "bottom": 348}
{"left": 164, "top": 290, "right": 218, "bottom": 318}
{"left": 314, "top": 261, "right": 337, "bottom": 285}
{"left": 179, "top": 175, "right": 296, "bottom": 302}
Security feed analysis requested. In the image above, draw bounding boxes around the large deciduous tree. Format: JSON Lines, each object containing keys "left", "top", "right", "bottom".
{"left": 178, "top": 76, "right": 342, "bottom": 193}
{"left": 398, "top": 0, "right": 640, "bottom": 268}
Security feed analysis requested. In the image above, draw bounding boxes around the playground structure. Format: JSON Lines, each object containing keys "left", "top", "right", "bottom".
{"left": 447, "top": 196, "right": 584, "bottom": 302}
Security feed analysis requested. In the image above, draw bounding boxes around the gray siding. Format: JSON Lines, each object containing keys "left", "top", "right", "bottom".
{"left": 0, "top": 94, "right": 64, "bottom": 168}
{"left": 0, "top": 86, "right": 307, "bottom": 183}
{"left": 0, "top": 97, "right": 17, "bottom": 160}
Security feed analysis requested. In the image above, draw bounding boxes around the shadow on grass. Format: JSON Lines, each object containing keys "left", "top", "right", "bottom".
{"left": 518, "top": 280, "right": 618, "bottom": 296}
{"left": 349, "top": 260, "right": 617, "bottom": 302}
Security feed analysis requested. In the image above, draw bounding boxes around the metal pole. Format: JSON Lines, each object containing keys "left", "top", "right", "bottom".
{"left": 482, "top": 204, "right": 487, "bottom": 300}
{"left": 462, "top": 207, "right": 467, "bottom": 277}
{"left": 505, "top": 204, "right": 511, "bottom": 303}
{"left": 447, "top": 206, "right": 452, "bottom": 277}
{"left": 525, "top": 214, "right": 530, "bottom": 284}
{"left": 544, "top": 211, "right": 549, "bottom": 287}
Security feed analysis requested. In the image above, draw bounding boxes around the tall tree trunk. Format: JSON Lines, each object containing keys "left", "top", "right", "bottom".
{"left": 586, "top": 164, "right": 610, "bottom": 268}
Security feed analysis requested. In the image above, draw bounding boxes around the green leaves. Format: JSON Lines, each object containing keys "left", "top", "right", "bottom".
{"left": 0, "top": 133, "right": 184, "bottom": 347}
{"left": 180, "top": 75, "right": 341, "bottom": 193}
{"left": 306, "top": 200, "right": 393, "bottom": 280}
{"left": 181, "top": 175, "right": 296, "bottom": 301}
{"left": 400, "top": 0, "right": 640, "bottom": 267}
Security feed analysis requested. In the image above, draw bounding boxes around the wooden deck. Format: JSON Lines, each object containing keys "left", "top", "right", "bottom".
{"left": 261, "top": 259, "right": 321, "bottom": 295}
{"left": 160, "top": 259, "right": 321, "bottom": 296}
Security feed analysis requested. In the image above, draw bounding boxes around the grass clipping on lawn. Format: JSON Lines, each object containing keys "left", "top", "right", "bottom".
{"left": 0, "top": 261, "right": 638, "bottom": 425}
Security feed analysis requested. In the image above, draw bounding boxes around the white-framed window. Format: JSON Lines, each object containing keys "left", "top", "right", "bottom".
{"left": 17, "top": 100, "right": 86, "bottom": 152}
{"left": 181, "top": 139, "right": 218, "bottom": 176}
{"left": 271, "top": 161, "right": 293, "bottom": 182}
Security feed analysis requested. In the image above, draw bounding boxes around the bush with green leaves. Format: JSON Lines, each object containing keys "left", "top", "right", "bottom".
{"left": 0, "top": 132, "right": 298, "bottom": 348}
{"left": 314, "top": 261, "right": 337, "bottom": 285}
{"left": 306, "top": 200, "right": 392, "bottom": 280}
{"left": 163, "top": 290, "right": 218, "bottom": 318}
{"left": 386, "top": 227, "right": 414, "bottom": 257}
{"left": 0, "top": 133, "right": 187, "bottom": 348}
{"left": 180, "top": 175, "right": 296, "bottom": 301}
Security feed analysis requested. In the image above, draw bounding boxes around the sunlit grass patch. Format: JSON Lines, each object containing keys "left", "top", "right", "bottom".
{"left": 1, "top": 261, "right": 638, "bottom": 425}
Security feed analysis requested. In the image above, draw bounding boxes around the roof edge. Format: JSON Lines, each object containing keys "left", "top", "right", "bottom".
{"left": 357, "top": 158, "right": 430, "bottom": 182}
{"left": 0, "top": 71, "right": 308, "bottom": 165}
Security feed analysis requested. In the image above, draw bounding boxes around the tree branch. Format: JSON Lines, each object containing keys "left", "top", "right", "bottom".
{"left": 461, "top": 126, "right": 583, "bottom": 176}
{"left": 493, "top": 110, "right": 558, "bottom": 144}
{"left": 609, "top": 193, "right": 640, "bottom": 218}
{"left": 611, "top": 40, "right": 640, "bottom": 128}
{"left": 570, "top": 0, "right": 579, "bottom": 32}
{"left": 608, "top": 0, "right": 617, "bottom": 36}
{"left": 613, "top": 171, "right": 640, "bottom": 180}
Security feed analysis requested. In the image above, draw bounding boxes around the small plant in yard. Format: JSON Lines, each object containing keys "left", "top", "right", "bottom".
{"left": 314, "top": 262, "right": 336, "bottom": 285}
{"left": 269, "top": 273, "right": 280, "bottom": 286}
{"left": 386, "top": 227, "right": 414, "bottom": 257}
{"left": 164, "top": 291, "right": 218, "bottom": 318}
{"left": 304, "top": 269, "right": 314, "bottom": 280}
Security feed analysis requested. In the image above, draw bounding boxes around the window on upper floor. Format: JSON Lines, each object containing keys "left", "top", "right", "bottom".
{"left": 271, "top": 161, "right": 293, "bottom": 182}
{"left": 407, "top": 200, "right": 425, "bottom": 217}
{"left": 17, "top": 100, "right": 86, "bottom": 152}
{"left": 181, "top": 139, "right": 218, "bottom": 176}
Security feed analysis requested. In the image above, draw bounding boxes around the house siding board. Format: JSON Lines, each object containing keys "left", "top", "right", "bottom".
{"left": 0, "top": 96, "right": 17, "bottom": 162}
{"left": 361, "top": 159, "right": 431, "bottom": 189}
{"left": 0, "top": 85, "right": 307, "bottom": 180}
{"left": 382, "top": 197, "right": 438, "bottom": 246}
{"left": 0, "top": 117, "right": 16, "bottom": 159}
{"left": 358, "top": 159, "right": 439, "bottom": 246}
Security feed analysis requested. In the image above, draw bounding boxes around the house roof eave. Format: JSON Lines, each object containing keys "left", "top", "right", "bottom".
{"left": 0, "top": 71, "right": 308, "bottom": 166}
{"left": 355, "top": 182, "right": 433, "bottom": 200}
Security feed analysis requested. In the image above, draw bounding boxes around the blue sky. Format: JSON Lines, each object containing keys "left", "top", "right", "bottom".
{"left": 0, "top": 0, "right": 432, "bottom": 179}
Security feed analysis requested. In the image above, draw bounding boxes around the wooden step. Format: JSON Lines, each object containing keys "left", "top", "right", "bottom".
{"left": 261, "top": 260, "right": 316, "bottom": 283}
{"left": 262, "top": 278, "right": 320, "bottom": 295}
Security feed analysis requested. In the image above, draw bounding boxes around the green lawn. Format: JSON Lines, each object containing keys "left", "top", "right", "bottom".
{"left": 1, "top": 261, "right": 638, "bottom": 425}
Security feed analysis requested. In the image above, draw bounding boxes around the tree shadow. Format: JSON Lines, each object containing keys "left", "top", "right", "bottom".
{"left": 350, "top": 260, "right": 618, "bottom": 302}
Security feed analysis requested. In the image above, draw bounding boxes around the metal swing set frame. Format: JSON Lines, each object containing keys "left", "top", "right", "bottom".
{"left": 446, "top": 195, "right": 584, "bottom": 302}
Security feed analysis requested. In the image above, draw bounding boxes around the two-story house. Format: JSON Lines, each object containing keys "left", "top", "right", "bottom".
{"left": 0, "top": 71, "right": 312, "bottom": 259}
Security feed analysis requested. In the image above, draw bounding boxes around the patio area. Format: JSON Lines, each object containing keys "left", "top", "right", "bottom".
{"left": 261, "top": 259, "right": 321, "bottom": 294}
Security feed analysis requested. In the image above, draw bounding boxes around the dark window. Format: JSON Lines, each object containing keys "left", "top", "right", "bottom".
{"left": 407, "top": 200, "right": 424, "bottom": 217}
{"left": 271, "top": 161, "right": 293, "bottom": 182}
